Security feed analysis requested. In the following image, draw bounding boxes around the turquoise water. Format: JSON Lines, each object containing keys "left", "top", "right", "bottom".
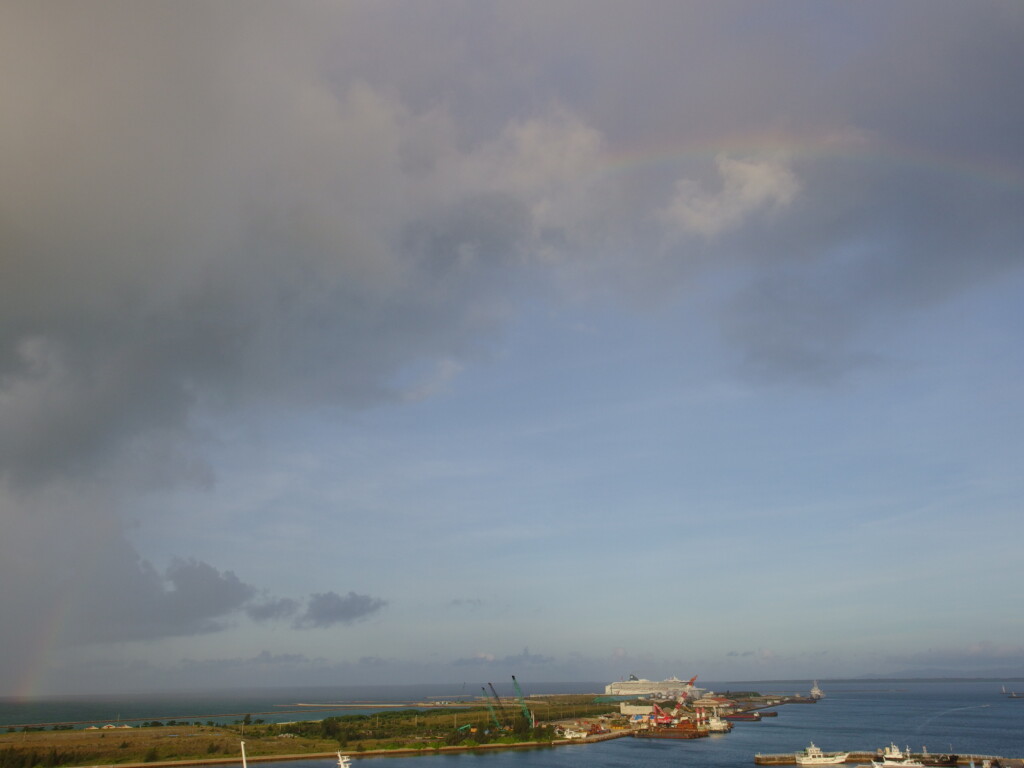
{"left": 3, "top": 681, "right": 1024, "bottom": 765}
{"left": 0, "top": 683, "right": 598, "bottom": 729}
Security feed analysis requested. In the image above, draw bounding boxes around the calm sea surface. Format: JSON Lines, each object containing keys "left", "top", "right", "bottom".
{"left": 3, "top": 681, "right": 1024, "bottom": 767}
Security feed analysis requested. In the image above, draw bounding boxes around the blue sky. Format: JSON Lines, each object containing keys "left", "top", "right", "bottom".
{"left": 1, "top": 1, "right": 1022, "bottom": 696}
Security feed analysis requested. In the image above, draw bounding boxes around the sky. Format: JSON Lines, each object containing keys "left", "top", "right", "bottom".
{"left": 1, "top": 1, "right": 1023, "bottom": 697}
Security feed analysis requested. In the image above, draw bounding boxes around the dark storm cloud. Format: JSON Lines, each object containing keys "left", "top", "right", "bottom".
{"left": 3, "top": 1, "right": 1020, "bottom": 487}
{"left": 0, "top": 0, "right": 575, "bottom": 669}
{"left": 294, "top": 591, "right": 388, "bottom": 629}
{"left": 0, "top": 5, "right": 601, "bottom": 491}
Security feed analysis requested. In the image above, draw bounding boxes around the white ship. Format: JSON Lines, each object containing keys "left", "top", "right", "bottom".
{"left": 810, "top": 681, "right": 825, "bottom": 699}
{"left": 704, "top": 711, "right": 733, "bottom": 733}
{"left": 796, "top": 743, "right": 849, "bottom": 766}
{"left": 605, "top": 674, "right": 702, "bottom": 698}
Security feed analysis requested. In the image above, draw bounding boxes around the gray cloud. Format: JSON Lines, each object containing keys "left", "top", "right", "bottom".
{"left": 161, "top": 559, "right": 256, "bottom": 626}
{"left": 63, "top": 557, "right": 256, "bottom": 645}
{"left": 26, "top": 540, "right": 257, "bottom": 647}
{"left": 294, "top": 591, "right": 388, "bottom": 629}
{"left": 249, "top": 592, "right": 389, "bottom": 627}
{"left": 246, "top": 597, "right": 301, "bottom": 622}
{"left": 3, "top": 1, "right": 1020, "bottom": 492}
{"left": 0, "top": 10, "right": 602, "bottom": 491}
{"left": 0, "top": 2, "right": 581, "bottom": 680}
{"left": 452, "top": 647, "right": 554, "bottom": 667}
{"left": 718, "top": 152, "right": 1023, "bottom": 382}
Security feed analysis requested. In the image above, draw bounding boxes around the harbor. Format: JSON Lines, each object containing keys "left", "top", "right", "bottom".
{"left": 2, "top": 680, "right": 1024, "bottom": 768}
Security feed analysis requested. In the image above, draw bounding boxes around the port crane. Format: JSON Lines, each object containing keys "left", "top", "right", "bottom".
{"left": 670, "top": 693, "right": 691, "bottom": 717}
{"left": 480, "top": 688, "right": 502, "bottom": 730}
{"left": 650, "top": 702, "right": 674, "bottom": 724}
{"left": 511, "top": 675, "right": 534, "bottom": 728}
{"left": 487, "top": 683, "right": 509, "bottom": 725}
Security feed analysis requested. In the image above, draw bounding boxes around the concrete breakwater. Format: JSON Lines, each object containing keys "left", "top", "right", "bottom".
{"left": 754, "top": 754, "right": 1019, "bottom": 767}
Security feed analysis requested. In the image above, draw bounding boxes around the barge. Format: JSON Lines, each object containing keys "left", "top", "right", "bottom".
{"left": 634, "top": 723, "right": 708, "bottom": 740}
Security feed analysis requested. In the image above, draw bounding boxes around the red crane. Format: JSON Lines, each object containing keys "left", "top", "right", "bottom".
{"left": 650, "top": 702, "right": 674, "bottom": 724}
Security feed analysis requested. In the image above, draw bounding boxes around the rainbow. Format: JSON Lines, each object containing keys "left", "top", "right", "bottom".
{"left": 13, "top": 584, "right": 78, "bottom": 699}
{"left": 597, "top": 128, "right": 1023, "bottom": 192}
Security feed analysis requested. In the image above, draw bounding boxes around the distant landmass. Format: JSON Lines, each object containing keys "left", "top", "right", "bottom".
{"left": 721, "top": 674, "right": 1024, "bottom": 684}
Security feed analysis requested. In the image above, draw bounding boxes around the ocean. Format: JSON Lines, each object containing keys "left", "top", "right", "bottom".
{"left": 3, "top": 680, "right": 1023, "bottom": 767}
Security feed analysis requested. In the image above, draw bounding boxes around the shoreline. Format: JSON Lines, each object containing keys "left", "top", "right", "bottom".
{"left": 66, "top": 735, "right": 1024, "bottom": 768}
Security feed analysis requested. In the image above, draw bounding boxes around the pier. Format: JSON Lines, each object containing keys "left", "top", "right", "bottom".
{"left": 756, "top": 753, "right": 877, "bottom": 765}
{"left": 754, "top": 754, "right": 1020, "bottom": 767}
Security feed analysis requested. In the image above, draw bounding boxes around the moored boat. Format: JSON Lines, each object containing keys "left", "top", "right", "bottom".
{"left": 705, "top": 713, "right": 733, "bottom": 733}
{"left": 872, "top": 744, "right": 926, "bottom": 768}
{"left": 797, "top": 743, "right": 850, "bottom": 766}
{"left": 919, "top": 754, "right": 958, "bottom": 767}
{"left": 724, "top": 711, "right": 762, "bottom": 721}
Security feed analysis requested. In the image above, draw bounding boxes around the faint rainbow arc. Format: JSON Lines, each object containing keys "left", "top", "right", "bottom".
{"left": 594, "top": 130, "right": 1023, "bottom": 191}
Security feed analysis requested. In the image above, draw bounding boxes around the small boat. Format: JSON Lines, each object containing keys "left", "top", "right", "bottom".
{"left": 337, "top": 752, "right": 352, "bottom": 768}
{"left": 873, "top": 744, "right": 926, "bottom": 768}
{"left": 796, "top": 742, "right": 850, "bottom": 766}
{"left": 704, "top": 712, "right": 733, "bottom": 733}
{"left": 559, "top": 727, "right": 589, "bottom": 739}
{"left": 919, "top": 750, "right": 958, "bottom": 767}
{"left": 810, "top": 681, "right": 825, "bottom": 699}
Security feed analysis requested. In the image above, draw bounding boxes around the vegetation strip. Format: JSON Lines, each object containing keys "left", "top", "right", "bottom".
{"left": 1, "top": 696, "right": 616, "bottom": 768}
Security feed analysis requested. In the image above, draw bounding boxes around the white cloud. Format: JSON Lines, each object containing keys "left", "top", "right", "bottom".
{"left": 463, "top": 108, "right": 610, "bottom": 244}
{"left": 659, "top": 153, "right": 800, "bottom": 238}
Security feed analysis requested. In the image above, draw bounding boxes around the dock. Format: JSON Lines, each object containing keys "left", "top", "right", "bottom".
{"left": 754, "top": 754, "right": 1020, "bottom": 767}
